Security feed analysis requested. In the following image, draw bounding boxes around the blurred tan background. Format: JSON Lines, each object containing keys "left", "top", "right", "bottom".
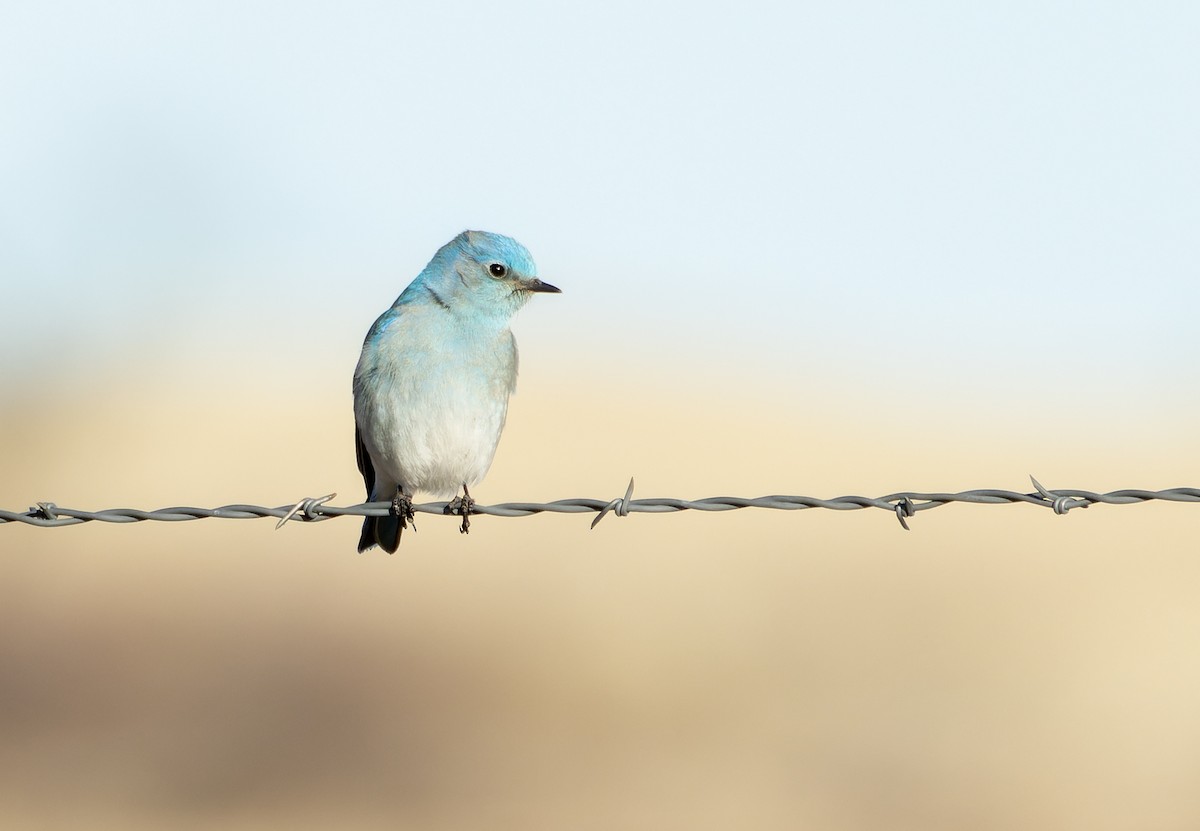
{"left": 3, "top": 358, "right": 1198, "bottom": 830}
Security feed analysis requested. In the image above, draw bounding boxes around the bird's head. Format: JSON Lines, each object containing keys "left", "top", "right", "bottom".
{"left": 412, "top": 230, "right": 560, "bottom": 319}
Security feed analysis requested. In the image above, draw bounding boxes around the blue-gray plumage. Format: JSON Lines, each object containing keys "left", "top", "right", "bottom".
{"left": 353, "top": 230, "right": 560, "bottom": 553}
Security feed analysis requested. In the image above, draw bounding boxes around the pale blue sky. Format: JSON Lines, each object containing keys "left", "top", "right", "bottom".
{"left": 2, "top": 1, "right": 1197, "bottom": 413}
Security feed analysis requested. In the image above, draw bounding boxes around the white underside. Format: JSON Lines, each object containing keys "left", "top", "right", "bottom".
{"left": 354, "top": 306, "right": 517, "bottom": 499}
{"left": 358, "top": 376, "right": 509, "bottom": 498}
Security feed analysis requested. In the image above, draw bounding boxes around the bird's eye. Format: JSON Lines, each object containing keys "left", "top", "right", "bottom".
{"left": 489, "top": 263, "right": 507, "bottom": 278}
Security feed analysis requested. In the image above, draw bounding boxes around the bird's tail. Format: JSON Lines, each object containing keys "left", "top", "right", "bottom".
{"left": 358, "top": 514, "right": 403, "bottom": 554}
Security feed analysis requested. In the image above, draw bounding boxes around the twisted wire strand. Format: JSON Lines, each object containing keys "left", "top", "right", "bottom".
{"left": 3, "top": 480, "right": 1198, "bottom": 531}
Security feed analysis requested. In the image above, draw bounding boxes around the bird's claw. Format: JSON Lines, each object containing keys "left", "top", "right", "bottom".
{"left": 445, "top": 485, "right": 474, "bottom": 534}
{"left": 392, "top": 490, "right": 415, "bottom": 531}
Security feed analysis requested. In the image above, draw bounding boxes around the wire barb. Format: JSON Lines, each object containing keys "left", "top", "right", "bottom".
{"left": 275, "top": 493, "right": 337, "bottom": 530}
{"left": 591, "top": 477, "right": 636, "bottom": 529}
{"left": 893, "top": 497, "right": 916, "bottom": 530}
{"left": 1030, "top": 476, "right": 1089, "bottom": 515}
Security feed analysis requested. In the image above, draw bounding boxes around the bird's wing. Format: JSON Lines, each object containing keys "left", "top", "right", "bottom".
{"left": 355, "top": 422, "right": 376, "bottom": 498}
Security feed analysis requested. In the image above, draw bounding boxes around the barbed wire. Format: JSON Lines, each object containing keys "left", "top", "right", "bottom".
{"left": 2, "top": 478, "right": 1198, "bottom": 532}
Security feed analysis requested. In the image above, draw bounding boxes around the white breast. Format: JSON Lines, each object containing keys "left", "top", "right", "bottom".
{"left": 354, "top": 307, "right": 518, "bottom": 498}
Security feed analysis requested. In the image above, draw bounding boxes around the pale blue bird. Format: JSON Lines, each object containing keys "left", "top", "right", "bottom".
{"left": 353, "top": 230, "right": 560, "bottom": 552}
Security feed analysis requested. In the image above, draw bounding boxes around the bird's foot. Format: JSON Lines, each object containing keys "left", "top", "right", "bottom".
{"left": 445, "top": 484, "right": 474, "bottom": 534}
{"left": 391, "top": 490, "right": 415, "bottom": 532}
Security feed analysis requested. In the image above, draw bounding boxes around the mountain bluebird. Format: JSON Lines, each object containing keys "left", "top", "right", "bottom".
{"left": 352, "top": 230, "right": 560, "bottom": 553}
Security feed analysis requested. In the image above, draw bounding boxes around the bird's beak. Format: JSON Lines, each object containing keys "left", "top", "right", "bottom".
{"left": 522, "top": 277, "right": 562, "bottom": 294}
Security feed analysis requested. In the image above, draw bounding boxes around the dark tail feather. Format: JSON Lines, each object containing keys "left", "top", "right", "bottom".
{"left": 358, "top": 514, "right": 402, "bottom": 554}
